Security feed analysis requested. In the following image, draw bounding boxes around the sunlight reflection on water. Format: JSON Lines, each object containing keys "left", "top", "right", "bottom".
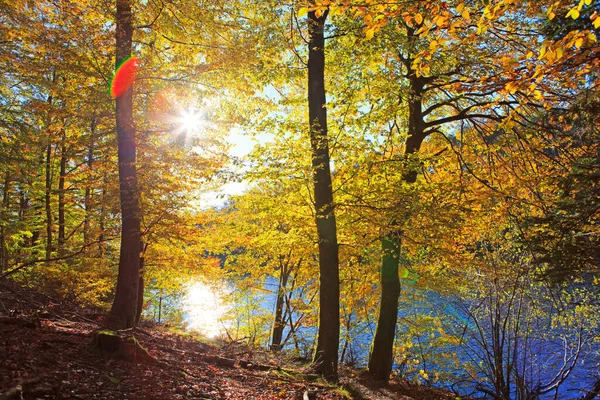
{"left": 182, "top": 281, "right": 231, "bottom": 337}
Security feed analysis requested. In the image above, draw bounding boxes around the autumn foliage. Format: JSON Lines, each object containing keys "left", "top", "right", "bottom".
{"left": 1, "top": 0, "right": 599, "bottom": 398}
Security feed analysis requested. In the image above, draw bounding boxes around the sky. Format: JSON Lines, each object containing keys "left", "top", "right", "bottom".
{"left": 196, "top": 127, "right": 274, "bottom": 209}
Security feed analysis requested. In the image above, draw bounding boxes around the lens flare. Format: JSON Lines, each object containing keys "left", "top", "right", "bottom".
{"left": 111, "top": 57, "right": 140, "bottom": 98}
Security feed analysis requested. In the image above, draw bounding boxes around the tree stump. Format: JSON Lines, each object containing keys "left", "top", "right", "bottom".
{"left": 92, "top": 330, "right": 160, "bottom": 365}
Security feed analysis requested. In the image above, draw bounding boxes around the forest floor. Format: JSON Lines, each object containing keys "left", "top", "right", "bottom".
{"left": 0, "top": 281, "right": 464, "bottom": 400}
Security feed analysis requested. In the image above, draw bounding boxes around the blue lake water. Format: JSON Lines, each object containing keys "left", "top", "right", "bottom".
{"left": 157, "top": 277, "right": 598, "bottom": 399}
{"left": 261, "top": 280, "right": 599, "bottom": 399}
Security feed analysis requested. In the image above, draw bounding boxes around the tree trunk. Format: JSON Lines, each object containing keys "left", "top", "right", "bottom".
{"left": 368, "top": 233, "right": 401, "bottom": 379}
{"left": 57, "top": 140, "right": 66, "bottom": 255}
{"left": 44, "top": 143, "right": 53, "bottom": 261}
{"left": 340, "top": 312, "right": 353, "bottom": 365}
{"left": 271, "top": 259, "right": 291, "bottom": 350}
{"left": 109, "top": 0, "right": 141, "bottom": 329}
{"left": 98, "top": 186, "right": 106, "bottom": 257}
{"left": 135, "top": 242, "right": 148, "bottom": 325}
{"left": 0, "top": 172, "right": 10, "bottom": 272}
{"left": 307, "top": 8, "right": 340, "bottom": 382}
{"left": 157, "top": 295, "right": 162, "bottom": 323}
{"left": 83, "top": 118, "right": 96, "bottom": 246}
{"left": 581, "top": 377, "right": 600, "bottom": 400}
{"left": 368, "top": 71, "right": 426, "bottom": 382}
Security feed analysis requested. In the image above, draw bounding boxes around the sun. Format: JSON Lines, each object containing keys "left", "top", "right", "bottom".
{"left": 178, "top": 108, "right": 203, "bottom": 135}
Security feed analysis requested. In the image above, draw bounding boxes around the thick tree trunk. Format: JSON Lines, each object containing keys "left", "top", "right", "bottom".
{"left": 109, "top": 0, "right": 141, "bottom": 329}
{"left": 271, "top": 260, "right": 291, "bottom": 350}
{"left": 368, "top": 233, "right": 401, "bottom": 379}
{"left": 368, "top": 71, "right": 426, "bottom": 382}
{"left": 307, "top": 8, "right": 340, "bottom": 382}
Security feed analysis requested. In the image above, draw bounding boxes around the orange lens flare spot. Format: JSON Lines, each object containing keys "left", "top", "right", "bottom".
{"left": 111, "top": 57, "right": 140, "bottom": 98}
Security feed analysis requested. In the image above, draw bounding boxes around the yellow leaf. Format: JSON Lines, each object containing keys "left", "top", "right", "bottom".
{"left": 365, "top": 28, "right": 375, "bottom": 40}
{"left": 415, "top": 13, "right": 423, "bottom": 24}
{"left": 456, "top": 3, "right": 464, "bottom": 13}
{"left": 429, "top": 40, "right": 438, "bottom": 50}
{"left": 566, "top": 8, "right": 580, "bottom": 19}
{"left": 584, "top": 0, "right": 592, "bottom": 5}
{"left": 505, "top": 82, "right": 517, "bottom": 94}
{"left": 574, "top": 37, "right": 584, "bottom": 48}
{"left": 594, "top": 18, "right": 600, "bottom": 29}
{"left": 298, "top": 7, "right": 308, "bottom": 17}
{"left": 548, "top": 11, "right": 555, "bottom": 20}
{"left": 462, "top": 9, "right": 470, "bottom": 20}
{"left": 415, "top": 25, "right": 430, "bottom": 36}
{"left": 538, "top": 45, "right": 547, "bottom": 60}
{"left": 533, "top": 90, "right": 543, "bottom": 100}
{"left": 526, "top": 51, "right": 533, "bottom": 58}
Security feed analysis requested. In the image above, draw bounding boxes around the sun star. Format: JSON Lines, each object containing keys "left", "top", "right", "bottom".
{"left": 179, "top": 109, "right": 203, "bottom": 135}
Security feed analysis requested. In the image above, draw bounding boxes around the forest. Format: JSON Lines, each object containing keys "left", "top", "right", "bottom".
{"left": 1, "top": 0, "right": 599, "bottom": 399}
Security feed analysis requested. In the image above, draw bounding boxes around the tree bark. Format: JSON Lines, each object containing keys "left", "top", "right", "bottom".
{"left": 307, "top": 8, "right": 340, "bottom": 382}
{"left": 135, "top": 241, "right": 148, "bottom": 325}
{"left": 271, "top": 258, "right": 291, "bottom": 350}
{"left": 83, "top": 118, "right": 96, "bottom": 246}
{"left": 368, "top": 233, "right": 401, "bottom": 379}
{"left": 581, "top": 377, "right": 600, "bottom": 400}
{"left": 0, "top": 172, "right": 10, "bottom": 272}
{"left": 57, "top": 140, "right": 66, "bottom": 255}
{"left": 368, "top": 70, "right": 427, "bottom": 382}
{"left": 98, "top": 186, "right": 106, "bottom": 257}
{"left": 44, "top": 143, "right": 53, "bottom": 261}
{"left": 109, "top": 0, "right": 141, "bottom": 329}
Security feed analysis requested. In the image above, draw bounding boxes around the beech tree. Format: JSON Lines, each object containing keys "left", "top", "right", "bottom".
{"left": 305, "top": 8, "right": 341, "bottom": 380}
{"left": 107, "top": 0, "right": 142, "bottom": 328}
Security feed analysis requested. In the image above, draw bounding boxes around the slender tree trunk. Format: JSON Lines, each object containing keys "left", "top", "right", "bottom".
{"left": 57, "top": 140, "right": 66, "bottom": 255}
{"left": 83, "top": 118, "right": 96, "bottom": 246}
{"left": 0, "top": 172, "right": 10, "bottom": 272}
{"left": 109, "top": 0, "right": 141, "bottom": 329}
{"left": 45, "top": 143, "right": 53, "bottom": 261}
{"left": 340, "top": 312, "right": 353, "bottom": 365}
{"left": 22, "top": 189, "right": 37, "bottom": 247}
{"left": 307, "top": 8, "right": 340, "bottom": 381}
{"left": 158, "top": 295, "right": 162, "bottom": 323}
{"left": 368, "top": 71, "right": 426, "bottom": 382}
{"left": 581, "top": 378, "right": 600, "bottom": 400}
{"left": 271, "top": 259, "right": 291, "bottom": 350}
{"left": 135, "top": 241, "right": 148, "bottom": 325}
{"left": 98, "top": 186, "right": 106, "bottom": 257}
